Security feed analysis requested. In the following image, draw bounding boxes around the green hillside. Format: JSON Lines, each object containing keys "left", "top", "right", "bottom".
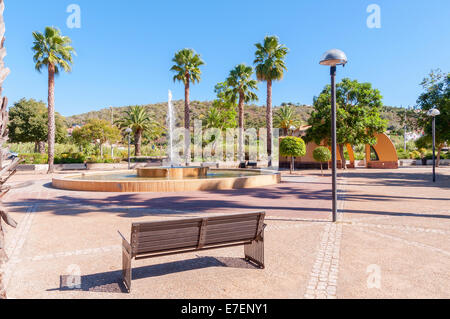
{"left": 66, "top": 101, "right": 408, "bottom": 135}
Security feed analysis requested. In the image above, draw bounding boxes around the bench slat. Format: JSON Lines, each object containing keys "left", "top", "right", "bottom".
{"left": 135, "top": 220, "right": 202, "bottom": 232}
{"left": 137, "top": 227, "right": 200, "bottom": 240}
{"left": 206, "top": 233, "right": 257, "bottom": 245}
{"left": 137, "top": 235, "right": 200, "bottom": 247}
{"left": 206, "top": 221, "right": 258, "bottom": 231}
{"left": 137, "top": 240, "right": 199, "bottom": 254}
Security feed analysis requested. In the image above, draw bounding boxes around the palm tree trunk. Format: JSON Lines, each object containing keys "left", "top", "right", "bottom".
{"left": 184, "top": 76, "right": 191, "bottom": 165}
{"left": 266, "top": 80, "right": 273, "bottom": 167}
{"left": 135, "top": 130, "right": 142, "bottom": 157}
{"left": 47, "top": 64, "right": 56, "bottom": 174}
{"left": 238, "top": 92, "right": 245, "bottom": 163}
{"left": 0, "top": 222, "right": 6, "bottom": 299}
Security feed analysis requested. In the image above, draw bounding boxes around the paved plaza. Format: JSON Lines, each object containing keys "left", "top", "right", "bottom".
{"left": 1, "top": 167, "right": 449, "bottom": 299}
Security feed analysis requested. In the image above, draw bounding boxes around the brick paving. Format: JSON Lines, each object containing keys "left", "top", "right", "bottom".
{"left": 1, "top": 167, "right": 449, "bottom": 298}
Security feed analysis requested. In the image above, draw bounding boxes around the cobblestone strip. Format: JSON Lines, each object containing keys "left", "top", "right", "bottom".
{"left": 303, "top": 174, "right": 348, "bottom": 299}
{"left": 3, "top": 204, "right": 39, "bottom": 289}
{"left": 354, "top": 227, "right": 450, "bottom": 257}
{"left": 304, "top": 223, "right": 343, "bottom": 299}
{"left": 346, "top": 222, "right": 450, "bottom": 235}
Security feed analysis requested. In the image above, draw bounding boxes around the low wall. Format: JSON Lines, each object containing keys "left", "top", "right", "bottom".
{"left": 17, "top": 160, "right": 271, "bottom": 173}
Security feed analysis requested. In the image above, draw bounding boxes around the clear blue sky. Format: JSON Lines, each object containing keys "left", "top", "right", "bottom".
{"left": 3, "top": 0, "right": 450, "bottom": 117}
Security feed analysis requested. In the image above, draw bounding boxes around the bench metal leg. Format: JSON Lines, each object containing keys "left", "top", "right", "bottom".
{"left": 244, "top": 239, "right": 265, "bottom": 269}
{"left": 122, "top": 239, "right": 132, "bottom": 292}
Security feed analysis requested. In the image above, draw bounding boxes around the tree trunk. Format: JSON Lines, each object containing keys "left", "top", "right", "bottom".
{"left": 184, "top": 75, "right": 191, "bottom": 166}
{"left": 290, "top": 156, "right": 293, "bottom": 174}
{"left": 0, "top": 222, "right": 6, "bottom": 299}
{"left": 436, "top": 146, "right": 442, "bottom": 168}
{"left": 135, "top": 130, "right": 142, "bottom": 157}
{"left": 321, "top": 163, "right": 323, "bottom": 176}
{"left": 266, "top": 80, "right": 273, "bottom": 167}
{"left": 338, "top": 144, "right": 346, "bottom": 170}
{"left": 47, "top": 63, "right": 56, "bottom": 174}
{"left": 1, "top": 208, "right": 18, "bottom": 300}
{"left": 238, "top": 92, "right": 245, "bottom": 163}
{"left": 100, "top": 143, "right": 103, "bottom": 158}
{"left": 39, "top": 141, "right": 45, "bottom": 154}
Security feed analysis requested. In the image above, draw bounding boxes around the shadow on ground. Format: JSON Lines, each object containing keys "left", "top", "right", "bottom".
{"left": 49, "top": 256, "right": 259, "bottom": 294}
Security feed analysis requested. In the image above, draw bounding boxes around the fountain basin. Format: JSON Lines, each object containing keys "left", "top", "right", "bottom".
{"left": 137, "top": 167, "right": 208, "bottom": 179}
{"left": 52, "top": 169, "right": 281, "bottom": 193}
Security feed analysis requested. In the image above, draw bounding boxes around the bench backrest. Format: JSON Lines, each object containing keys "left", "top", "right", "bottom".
{"left": 130, "top": 211, "right": 265, "bottom": 257}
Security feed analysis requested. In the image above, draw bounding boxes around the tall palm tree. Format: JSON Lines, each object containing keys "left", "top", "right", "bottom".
{"left": 170, "top": 49, "right": 204, "bottom": 165}
{"left": 226, "top": 64, "right": 258, "bottom": 162}
{"left": 32, "top": 26, "right": 75, "bottom": 173}
{"left": 274, "top": 105, "right": 301, "bottom": 136}
{"left": 115, "top": 106, "right": 157, "bottom": 156}
{"left": 254, "top": 36, "right": 288, "bottom": 167}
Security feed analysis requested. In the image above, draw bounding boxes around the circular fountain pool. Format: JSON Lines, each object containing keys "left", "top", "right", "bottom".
{"left": 52, "top": 169, "right": 281, "bottom": 192}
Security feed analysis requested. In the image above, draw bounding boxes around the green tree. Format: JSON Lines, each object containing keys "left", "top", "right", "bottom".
{"left": 274, "top": 105, "right": 301, "bottom": 136}
{"left": 73, "top": 119, "right": 121, "bottom": 157}
{"left": 225, "top": 64, "right": 258, "bottom": 162}
{"left": 32, "top": 26, "right": 75, "bottom": 173}
{"left": 280, "top": 136, "right": 306, "bottom": 174}
{"left": 115, "top": 106, "right": 158, "bottom": 156}
{"left": 170, "top": 49, "right": 204, "bottom": 164}
{"left": 306, "top": 78, "right": 387, "bottom": 169}
{"left": 254, "top": 36, "right": 289, "bottom": 166}
{"left": 313, "top": 146, "right": 332, "bottom": 176}
{"left": 210, "top": 82, "right": 238, "bottom": 129}
{"left": 8, "top": 98, "right": 67, "bottom": 153}
{"left": 415, "top": 69, "right": 449, "bottom": 167}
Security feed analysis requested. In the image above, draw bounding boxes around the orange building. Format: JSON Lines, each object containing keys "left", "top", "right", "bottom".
{"left": 279, "top": 130, "right": 399, "bottom": 169}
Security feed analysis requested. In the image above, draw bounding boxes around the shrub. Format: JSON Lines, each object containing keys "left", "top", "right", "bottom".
{"left": 396, "top": 149, "right": 409, "bottom": 159}
{"left": 409, "top": 150, "right": 421, "bottom": 160}
{"left": 313, "top": 146, "right": 331, "bottom": 175}
{"left": 280, "top": 136, "right": 306, "bottom": 173}
{"left": 19, "top": 153, "right": 48, "bottom": 164}
{"left": 54, "top": 153, "right": 86, "bottom": 164}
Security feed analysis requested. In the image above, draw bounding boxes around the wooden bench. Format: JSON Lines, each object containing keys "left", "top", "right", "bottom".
{"left": 118, "top": 211, "right": 266, "bottom": 292}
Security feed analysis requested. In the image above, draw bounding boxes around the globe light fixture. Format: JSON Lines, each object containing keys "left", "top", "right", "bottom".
{"left": 320, "top": 49, "right": 348, "bottom": 223}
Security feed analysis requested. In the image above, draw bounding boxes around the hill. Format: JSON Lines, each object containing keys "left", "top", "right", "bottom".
{"left": 66, "top": 101, "right": 408, "bottom": 135}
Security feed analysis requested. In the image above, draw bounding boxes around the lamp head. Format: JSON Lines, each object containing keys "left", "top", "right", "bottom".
{"left": 320, "top": 49, "right": 348, "bottom": 67}
{"left": 125, "top": 128, "right": 133, "bottom": 134}
{"left": 426, "top": 108, "right": 440, "bottom": 117}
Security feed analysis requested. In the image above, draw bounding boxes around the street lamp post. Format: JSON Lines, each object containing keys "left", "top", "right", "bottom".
{"left": 426, "top": 108, "right": 440, "bottom": 183}
{"left": 125, "top": 128, "right": 133, "bottom": 170}
{"left": 320, "top": 49, "right": 348, "bottom": 223}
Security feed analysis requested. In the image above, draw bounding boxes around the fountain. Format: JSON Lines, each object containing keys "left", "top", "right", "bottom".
{"left": 52, "top": 90, "right": 281, "bottom": 193}
{"left": 136, "top": 90, "right": 208, "bottom": 179}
